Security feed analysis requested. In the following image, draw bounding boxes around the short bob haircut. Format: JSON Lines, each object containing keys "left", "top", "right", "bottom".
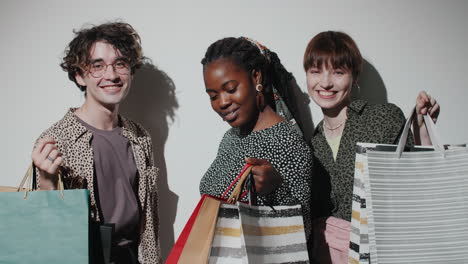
{"left": 303, "top": 31, "right": 363, "bottom": 81}
{"left": 60, "top": 22, "right": 144, "bottom": 91}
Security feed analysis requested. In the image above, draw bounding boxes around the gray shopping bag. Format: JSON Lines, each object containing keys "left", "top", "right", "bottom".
{"left": 349, "top": 111, "right": 468, "bottom": 264}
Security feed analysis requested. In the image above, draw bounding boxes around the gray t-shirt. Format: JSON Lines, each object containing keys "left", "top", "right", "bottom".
{"left": 77, "top": 117, "right": 140, "bottom": 242}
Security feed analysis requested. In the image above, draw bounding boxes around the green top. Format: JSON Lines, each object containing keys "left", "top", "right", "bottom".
{"left": 326, "top": 135, "right": 342, "bottom": 161}
{"left": 311, "top": 100, "right": 414, "bottom": 221}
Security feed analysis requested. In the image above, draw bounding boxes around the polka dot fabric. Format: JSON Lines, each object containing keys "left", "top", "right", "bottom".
{"left": 200, "top": 121, "right": 313, "bottom": 243}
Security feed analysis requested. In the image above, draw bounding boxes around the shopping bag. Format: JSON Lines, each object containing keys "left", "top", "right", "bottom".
{"left": 209, "top": 203, "right": 245, "bottom": 263}
{"left": 167, "top": 164, "right": 254, "bottom": 264}
{"left": 0, "top": 164, "right": 89, "bottom": 264}
{"left": 238, "top": 202, "right": 309, "bottom": 263}
{"left": 0, "top": 186, "right": 27, "bottom": 192}
{"left": 166, "top": 194, "right": 221, "bottom": 264}
{"left": 349, "top": 143, "right": 376, "bottom": 264}
{"left": 209, "top": 165, "right": 309, "bottom": 263}
{"left": 209, "top": 201, "right": 309, "bottom": 264}
{"left": 0, "top": 186, "right": 28, "bottom": 192}
{"left": 169, "top": 163, "right": 309, "bottom": 264}
{"left": 349, "top": 111, "right": 468, "bottom": 264}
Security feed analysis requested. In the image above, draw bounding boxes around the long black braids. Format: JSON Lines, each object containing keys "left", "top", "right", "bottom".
{"left": 201, "top": 37, "right": 303, "bottom": 132}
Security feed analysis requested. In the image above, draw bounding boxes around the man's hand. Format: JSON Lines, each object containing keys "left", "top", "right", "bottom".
{"left": 245, "top": 157, "right": 282, "bottom": 195}
{"left": 31, "top": 137, "right": 63, "bottom": 190}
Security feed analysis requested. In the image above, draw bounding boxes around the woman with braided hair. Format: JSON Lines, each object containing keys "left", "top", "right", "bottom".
{"left": 199, "top": 37, "right": 314, "bottom": 253}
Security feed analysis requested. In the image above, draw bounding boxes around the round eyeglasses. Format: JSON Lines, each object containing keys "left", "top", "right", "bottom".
{"left": 88, "top": 59, "right": 130, "bottom": 78}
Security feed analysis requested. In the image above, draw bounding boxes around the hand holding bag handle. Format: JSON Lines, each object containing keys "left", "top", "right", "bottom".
{"left": 17, "top": 163, "right": 65, "bottom": 199}
{"left": 226, "top": 164, "right": 253, "bottom": 204}
{"left": 167, "top": 164, "right": 254, "bottom": 263}
{"left": 396, "top": 108, "right": 445, "bottom": 158}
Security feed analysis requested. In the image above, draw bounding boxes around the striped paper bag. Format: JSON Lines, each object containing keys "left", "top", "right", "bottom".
{"left": 349, "top": 112, "right": 468, "bottom": 264}
{"left": 238, "top": 202, "right": 309, "bottom": 263}
{"left": 208, "top": 163, "right": 309, "bottom": 263}
{"left": 209, "top": 203, "right": 245, "bottom": 263}
{"left": 349, "top": 144, "right": 377, "bottom": 264}
{"left": 209, "top": 203, "right": 309, "bottom": 263}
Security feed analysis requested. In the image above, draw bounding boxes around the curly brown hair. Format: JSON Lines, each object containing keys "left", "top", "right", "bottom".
{"left": 60, "top": 22, "right": 144, "bottom": 91}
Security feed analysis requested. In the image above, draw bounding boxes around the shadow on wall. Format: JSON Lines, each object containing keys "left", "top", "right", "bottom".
{"left": 353, "top": 60, "right": 389, "bottom": 104}
{"left": 289, "top": 76, "right": 315, "bottom": 141}
{"left": 120, "top": 61, "right": 179, "bottom": 261}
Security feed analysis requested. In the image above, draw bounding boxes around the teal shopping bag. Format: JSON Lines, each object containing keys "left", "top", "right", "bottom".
{"left": 0, "top": 166, "right": 89, "bottom": 264}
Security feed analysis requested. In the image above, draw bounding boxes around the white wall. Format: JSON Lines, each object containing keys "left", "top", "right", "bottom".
{"left": 2, "top": 0, "right": 467, "bottom": 259}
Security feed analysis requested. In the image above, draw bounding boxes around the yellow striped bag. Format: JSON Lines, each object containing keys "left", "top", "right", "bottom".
{"left": 209, "top": 203, "right": 309, "bottom": 263}
{"left": 349, "top": 144, "right": 374, "bottom": 264}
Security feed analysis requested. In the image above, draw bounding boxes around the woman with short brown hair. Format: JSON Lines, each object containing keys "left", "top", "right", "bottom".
{"left": 304, "top": 31, "right": 440, "bottom": 263}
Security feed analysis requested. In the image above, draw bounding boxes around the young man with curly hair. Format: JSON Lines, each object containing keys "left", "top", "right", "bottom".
{"left": 31, "top": 22, "right": 160, "bottom": 263}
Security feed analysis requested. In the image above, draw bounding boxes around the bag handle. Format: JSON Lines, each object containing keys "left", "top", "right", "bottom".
{"left": 17, "top": 165, "right": 33, "bottom": 192}
{"left": 395, "top": 107, "right": 445, "bottom": 158}
{"left": 221, "top": 164, "right": 252, "bottom": 200}
{"left": 18, "top": 163, "right": 65, "bottom": 199}
{"left": 225, "top": 164, "right": 253, "bottom": 204}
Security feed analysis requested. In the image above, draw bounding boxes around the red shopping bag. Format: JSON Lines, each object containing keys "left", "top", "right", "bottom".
{"left": 166, "top": 164, "right": 253, "bottom": 263}
{"left": 166, "top": 195, "right": 221, "bottom": 263}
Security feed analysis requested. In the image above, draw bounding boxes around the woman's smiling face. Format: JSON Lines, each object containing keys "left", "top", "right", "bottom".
{"left": 306, "top": 63, "right": 353, "bottom": 111}
{"left": 203, "top": 58, "right": 259, "bottom": 129}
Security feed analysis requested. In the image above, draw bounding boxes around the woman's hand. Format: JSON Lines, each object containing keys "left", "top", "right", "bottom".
{"left": 245, "top": 157, "right": 282, "bottom": 195}
{"left": 413, "top": 91, "right": 440, "bottom": 145}
{"left": 416, "top": 91, "right": 440, "bottom": 124}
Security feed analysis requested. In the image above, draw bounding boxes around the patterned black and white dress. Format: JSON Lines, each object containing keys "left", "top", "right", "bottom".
{"left": 199, "top": 121, "right": 313, "bottom": 238}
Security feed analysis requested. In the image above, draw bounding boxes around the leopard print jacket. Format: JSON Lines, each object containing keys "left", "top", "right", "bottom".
{"left": 35, "top": 108, "right": 161, "bottom": 263}
{"left": 311, "top": 100, "right": 414, "bottom": 222}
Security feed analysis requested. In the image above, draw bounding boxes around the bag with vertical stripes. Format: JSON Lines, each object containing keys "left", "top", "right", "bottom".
{"left": 349, "top": 110, "right": 468, "bottom": 264}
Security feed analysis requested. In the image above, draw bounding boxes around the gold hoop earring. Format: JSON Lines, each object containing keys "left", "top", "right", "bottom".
{"left": 256, "top": 84, "right": 263, "bottom": 92}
